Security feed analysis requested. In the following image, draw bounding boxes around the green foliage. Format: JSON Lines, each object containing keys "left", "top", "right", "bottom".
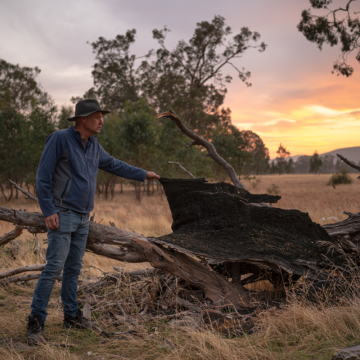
{"left": 298, "top": 0, "right": 360, "bottom": 76}
{"left": 57, "top": 105, "right": 73, "bottom": 129}
{"left": 309, "top": 151, "right": 323, "bottom": 174}
{"left": 0, "top": 59, "right": 54, "bottom": 112}
{"left": 327, "top": 169, "right": 353, "bottom": 188}
{"left": 0, "top": 14, "right": 272, "bottom": 202}
{"left": 267, "top": 184, "right": 280, "bottom": 195}
{"left": 76, "top": 15, "right": 266, "bottom": 135}
{"left": 211, "top": 125, "right": 251, "bottom": 177}
{"left": 0, "top": 59, "right": 57, "bottom": 200}
{"left": 0, "top": 107, "right": 56, "bottom": 200}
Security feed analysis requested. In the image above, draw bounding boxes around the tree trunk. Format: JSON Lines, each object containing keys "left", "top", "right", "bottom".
{"left": 134, "top": 182, "right": 141, "bottom": 201}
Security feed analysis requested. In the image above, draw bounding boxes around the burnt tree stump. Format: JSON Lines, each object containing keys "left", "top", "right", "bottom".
{"left": 153, "top": 178, "right": 345, "bottom": 281}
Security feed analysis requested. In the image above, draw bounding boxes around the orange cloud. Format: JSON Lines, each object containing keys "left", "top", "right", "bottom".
{"left": 227, "top": 67, "right": 360, "bottom": 158}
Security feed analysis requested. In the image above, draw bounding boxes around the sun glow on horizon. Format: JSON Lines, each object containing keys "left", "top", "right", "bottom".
{"left": 232, "top": 105, "right": 360, "bottom": 158}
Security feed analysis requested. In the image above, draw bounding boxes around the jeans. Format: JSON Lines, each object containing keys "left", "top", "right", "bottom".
{"left": 31, "top": 207, "right": 89, "bottom": 323}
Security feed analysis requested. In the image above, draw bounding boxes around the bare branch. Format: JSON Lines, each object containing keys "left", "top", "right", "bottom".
{"left": 337, "top": 153, "right": 360, "bottom": 172}
{"left": 156, "top": 110, "right": 247, "bottom": 190}
{"left": 0, "top": 226, "right": 23, "bottom": 247}
{"left": 2, "top": 273, "right": 62, "bottom": 284}
{"left": 0, "top": 264, "right": 45, "bottom": 280}
{"left": 3, "top": 273, "right": 41, "bottom": 284}
{"left": 8, "top": 179, "right": 38, "bottom": 202}
{"left": 167, "top": 161, "right": 196, "bottom": 179}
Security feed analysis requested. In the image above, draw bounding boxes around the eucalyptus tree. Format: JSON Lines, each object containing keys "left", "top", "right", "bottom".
{"left": 309, "top": 151, "right": 323, "bottom": 174}
{"left": 298, "top": 0, "right": 360, "bottom": 76}
{"left": 75, "top": 16, "right": 266, "bottom": 135}
{"left": 0, "top": 59, "right": 56, "bottom": 200}
{"left": 0, "top": 59, "right": 54, "bottom": 112}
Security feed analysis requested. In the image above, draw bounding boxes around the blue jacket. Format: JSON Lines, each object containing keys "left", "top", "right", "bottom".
{"left": 36, "top": 125, "right": 147, "bottom": 217}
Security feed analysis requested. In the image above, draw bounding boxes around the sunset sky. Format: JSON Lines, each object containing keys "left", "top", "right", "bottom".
{"left": 1, "top": 0, "right": 360, "bottom": 158}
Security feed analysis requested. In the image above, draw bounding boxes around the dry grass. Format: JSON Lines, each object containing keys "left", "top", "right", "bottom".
{"left": 0, "top": 175, "right": 360, "bottom": 359}
{"left": 246, "top": 173, "right": 360, "bottom": 224}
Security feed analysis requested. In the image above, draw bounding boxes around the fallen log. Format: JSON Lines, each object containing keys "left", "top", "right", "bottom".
{"left": 0, "top": 205, "right": 253, "bottom": 309}
{"left": 2, "top": 273, "right": 62, "bottom": 284}
{"left": 0, "top": 226, "right": 23, "bottom": 247}
{"left": 0, "top": 264, "right": 45, "bottom": 280}
{"left": 323, "top": 211, "right": 360, "bottom": 237}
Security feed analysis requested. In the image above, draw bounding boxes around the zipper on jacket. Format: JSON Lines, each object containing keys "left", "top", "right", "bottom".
{"left": 85, "top": 142, "right": 92, "bottom": 210}
{"left": 60, "top": 178, "right": 72, "bottom": 205}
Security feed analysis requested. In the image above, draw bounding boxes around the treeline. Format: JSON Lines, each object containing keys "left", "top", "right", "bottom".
{"left": 294, "top": 153, "right": 360, "bottom": 174}
{"left": 1, "top": 16, "right": 351, "bottom": 202}
{"left": 0, "top": 16, "right": 272, "bottom": 201}
{"left": 268, "top": 148, "right": 359, "bottom": 176}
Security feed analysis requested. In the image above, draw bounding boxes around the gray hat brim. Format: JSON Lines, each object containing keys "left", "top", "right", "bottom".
{"left": 67, "top": 109, "right": 110, "bottom": 121}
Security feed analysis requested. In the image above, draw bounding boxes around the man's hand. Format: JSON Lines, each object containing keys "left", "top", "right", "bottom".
{"left": 146, "top": 171, "right": 160, "bottom": 181}
{"left": 45, "top": 213, "right": 59, "bottom": 229}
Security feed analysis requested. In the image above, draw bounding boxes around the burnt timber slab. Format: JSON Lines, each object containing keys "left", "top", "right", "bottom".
{"left": 154, "top": 178, "right": 344, "bottom": 276}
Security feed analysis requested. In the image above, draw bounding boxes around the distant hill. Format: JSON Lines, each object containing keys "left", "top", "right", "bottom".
{"left": 289, "top": 146, "right": 360, "bottom": 163}
{"left": 320, "top": 146, "right": 360, "bottom": 163}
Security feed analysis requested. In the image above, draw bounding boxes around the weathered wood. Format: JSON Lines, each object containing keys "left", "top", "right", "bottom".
{"left": 0, "top": 226, "right": 23, "bottom": 247}
{"left": 337, "top": 154, "right": 360, "bottom": 172}
{"left": 128, "top": 238, "right": 253, "bottom": 308}
{"left": 86, "top": 242, "right": 146, "bottom": 263}
{"left": 0, "top": 264, "right": 45, "bottom": 280}
{"left": 167, "top": 161, "right": 196, "bottom": 179}
{"left": 8, "top": 179, "right": 38, "bottom": 202}
{"left": 323, "top": 212, "right": 360, "bottom": 237}
{"left": 0, "top": 205, "right": 253, "bottom": 308}
{"left": 2, "top": 273, "right": 62, "bottom": 284}
{"left": 156, "top": 110, "right": 247, "bottom": 190}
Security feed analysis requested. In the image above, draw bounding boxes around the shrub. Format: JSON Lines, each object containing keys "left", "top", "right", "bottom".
{"left": 327, "top": 169, "right": 353, "bottom": 188}
{"left": 267, "top": 183, "right": 280, "bottom": 195}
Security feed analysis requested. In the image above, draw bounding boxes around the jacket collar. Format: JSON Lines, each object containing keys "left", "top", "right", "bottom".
{"left": 68, "top": 125, "right": 97, "bottom": 143}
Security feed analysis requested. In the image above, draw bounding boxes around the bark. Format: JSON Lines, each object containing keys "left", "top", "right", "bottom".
{"left": 336, "top": 154, "right": 360, "bottom": 173}
{"left": 86, "top": 242, "right": 146, "bottom": 263}
{"left": 3, "top": 273, "right": 62, "bottom": 284}
{"left": 0, "top": 183, "right": 13, "bottom": 202}
{"left": 167, "top": 161, "right": 196, "bottom": 179}
{"left": 0, "top": 264, "right": 45, "bottom": 280}
{"left": 156, "top": 110, "right": 247, "bottom": 190}
{"left": 323, "top": 211, "right": 360, "bottom": 256}
{"left": 8, "top": 179, "right": 38, "bottom": 202}
{"left": 129, "top": 238, "right": 253, "bottom": 308}
{"left": 155, "top": 178, "right": 346, "bottom": 279}
{"left": 134, "top": 182, "right": 141, "bottom": 201}
{"left": 323, "top": 212, "right": 360, "bottom": 237}
{"left": 0, "top": 226, "right": 23, "bottom": 247}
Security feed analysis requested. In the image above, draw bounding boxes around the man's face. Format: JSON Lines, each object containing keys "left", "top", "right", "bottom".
{"left": 83, "top": 112, "right": 104, "bottom": 135}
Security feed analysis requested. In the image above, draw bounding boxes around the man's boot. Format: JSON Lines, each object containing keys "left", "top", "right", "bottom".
{"left": 26, "top": 314, "right": 45, "bottom": 345}
{"left": 63, "top": 308, "right": 92, "bottom": 330}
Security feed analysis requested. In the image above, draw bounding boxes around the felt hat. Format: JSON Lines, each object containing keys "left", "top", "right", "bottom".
{"left": 67, "top": 99, "right": 110, "bottom": 121}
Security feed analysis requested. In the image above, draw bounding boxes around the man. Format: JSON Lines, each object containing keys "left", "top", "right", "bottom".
{"left": 26, "top": 99, "right": 159, "bottom": 344}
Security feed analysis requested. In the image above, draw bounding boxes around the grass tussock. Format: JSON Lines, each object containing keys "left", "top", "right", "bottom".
{"left": 0, "top": 174, "right": 360, "bottom": 358}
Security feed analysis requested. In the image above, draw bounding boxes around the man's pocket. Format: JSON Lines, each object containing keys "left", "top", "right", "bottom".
{"left": 56, "top": 207, "right": 70, "bottom": 215}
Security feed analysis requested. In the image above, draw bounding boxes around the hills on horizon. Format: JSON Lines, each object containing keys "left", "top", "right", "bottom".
{"left": 288, "top": 146, "right": 360, "bottom": 164}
